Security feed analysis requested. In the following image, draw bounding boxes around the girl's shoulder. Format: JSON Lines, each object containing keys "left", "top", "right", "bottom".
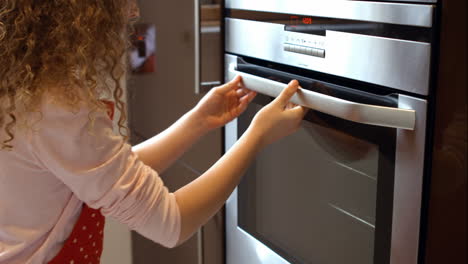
{"left": 1, "top": 82, "right": 111, "bottom": 151}
{"left": 13, "top": 89, "right": 110, "bottom": 141}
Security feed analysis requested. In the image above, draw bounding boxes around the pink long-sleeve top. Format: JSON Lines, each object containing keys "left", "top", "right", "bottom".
{"left": 0, "top": 96, "right": 181, "bottom": 264}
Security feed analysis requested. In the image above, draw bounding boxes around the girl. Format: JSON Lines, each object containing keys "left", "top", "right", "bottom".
{"left": 0, "top": 1, "right": 307, "bottom": 263}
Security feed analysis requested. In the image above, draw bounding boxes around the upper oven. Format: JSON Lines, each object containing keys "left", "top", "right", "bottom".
{"left": 223, "top": 1, "right": 437, "bottom": 264}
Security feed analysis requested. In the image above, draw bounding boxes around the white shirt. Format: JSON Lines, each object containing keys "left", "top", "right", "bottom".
{"left": 0, "top": 96, "right": 181, "bottom": 264}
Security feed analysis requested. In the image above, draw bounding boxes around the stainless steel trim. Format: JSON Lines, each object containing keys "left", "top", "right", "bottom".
{"left": 228, "top": 65, "right": 416, "bottom": 130}
{"left": 225, "top": 18, "right": 432, "bottom": 95}
{"left": 194, "top": 0, "right": 201, "bottom": 94}
{"left": 325, "top": 30, "right": 431, "bottom": 95}
{"left": 316, "top": 48, "right": 325, "bottom": 58}
{"left": 389, "top": 0, "right": 436, "bottom": 2}
{"left": 197, "top": 229, "right": 204, "bottom": 264}
{"left": 200, "top": 81, "right": 222, "bottom": 93}
{"left": 195, "top": 2, "right": 222, "bottom": 94}
{"left": 225, "top": 55, "right": 291, "bottom": 264}
{"left": 201, "top": 25, "right": 221, "bottom": 34}
{"left": 226, "top": 54, "right": 285, "bottom": 264}
{"left": 391, "top": 95, "right": 427, "bottom": 264}
{"left": 225, "top": 0, "right": 434, "bottom": 28}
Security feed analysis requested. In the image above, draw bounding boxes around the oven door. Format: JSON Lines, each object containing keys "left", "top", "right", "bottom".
{"left": 225, "top": 54, "right": 427, "bottom": 264}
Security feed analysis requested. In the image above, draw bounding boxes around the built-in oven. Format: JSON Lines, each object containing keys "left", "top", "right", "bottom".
{"left": 223, "top": 1, "right": 437, "bottom": 264}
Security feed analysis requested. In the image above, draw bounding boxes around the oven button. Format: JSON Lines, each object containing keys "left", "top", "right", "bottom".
{"left": 288, "top": 44, "right": 296, "bottom": 53}
{"left": 288, "top": 44, "right": 294, "bottom": 52}
{"left": 299, "top": 46, "right": 307, "bottom": 54}
{"left": 292, "top": 45, "right": 301, "bottom": 53}
{"left": 312, "top": 48, "right": 319, "bottom": 57}
{"left": 316, "top": 49, "right": 326, "bottom": 58}
{"left": 296, "top": 46, "right": 302, "bottom": 54}
{"left": 297, "top": 45, "right": 303, "bottom": 53}
{"left": 284, "top": 43, "right": 291, "bottom": 52}
{"left": 306, "top": 47, "right": 314, "bottom": 56}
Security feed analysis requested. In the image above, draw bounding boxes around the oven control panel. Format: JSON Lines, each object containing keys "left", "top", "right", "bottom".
{"left": 284, "top": 32, "right": 326, "bottom": 58}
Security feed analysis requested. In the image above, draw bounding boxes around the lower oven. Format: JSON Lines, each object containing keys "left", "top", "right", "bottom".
{"left": 225, "top": 54, "right": 428, "bottom": 264}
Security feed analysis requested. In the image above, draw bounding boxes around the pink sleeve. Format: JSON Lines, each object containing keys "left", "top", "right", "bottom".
{"left": 30, "top": 102, "right": 181, "bottom": 248}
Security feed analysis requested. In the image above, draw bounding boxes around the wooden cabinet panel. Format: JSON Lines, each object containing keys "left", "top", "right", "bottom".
{"left": 131, "top": 160, "right": 225, "bottom": 264}
{"left": 424, "top": 0, "right": 467, "bottom": 263}
{"left": 180, "top": 128, "right": 222, "bottom": 175}
{"left": 132, "top": 162, "right": 199, "bottom": 264}
{"left": 132, "top": 232, "right": 199, "bottom": 264}
{"left": 202, "top": 209, "right": 225, "bottom": 264}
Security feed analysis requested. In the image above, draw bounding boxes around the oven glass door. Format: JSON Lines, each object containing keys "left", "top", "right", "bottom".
{"left": 225, "top": 52, "right": 427, "bottom": 264}
{"left": 237, "top": 93, "right": 396, "bottom": 264}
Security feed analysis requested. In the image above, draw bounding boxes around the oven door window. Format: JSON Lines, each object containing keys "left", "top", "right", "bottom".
{"left": 237, "top": 94, "right": 396, "bottom": 264}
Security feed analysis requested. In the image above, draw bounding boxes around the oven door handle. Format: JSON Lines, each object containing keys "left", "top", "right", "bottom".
{"left": 228, "top": 65, "right": 416, "bottom": 130}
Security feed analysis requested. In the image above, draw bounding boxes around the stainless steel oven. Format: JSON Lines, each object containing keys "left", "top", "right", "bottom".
{"left": 224, "top": 1, "right": 437, "bottom": 264}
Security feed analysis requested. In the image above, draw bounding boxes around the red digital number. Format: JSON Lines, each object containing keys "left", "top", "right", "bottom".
{"left": 290, "top": 15, "right": 299, "bottom": 27}
{"left": 302, "top": 17, "right": 313, "bottom": 25}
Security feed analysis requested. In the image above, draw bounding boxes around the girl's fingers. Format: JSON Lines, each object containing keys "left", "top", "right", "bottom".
{"left": 247, "top": 91, "right": 257, "bottom": 103}
{"left": 237, "top": 91, "right": 257, "bottom": 113}
{"left": 236, "top": 88, "right": 248, "bottom": 97}
{"left": 238, "top": 91, "right": 257, "bottom": 106}
{"left": 218, "top": 75, "right": 243, "bottom": 93}
{"left": 288, "top": 105, "right": 308, "bottom": 119}
{"left": 244, "top": 90, "right": 257, "bottom": 104}
{"left": 285, "top": 102, "right": 297, "bottom": 109}
{"left": 274, "top": 80, "right": 300, "bottom": 108}
{"left": 228, "top": 75, "right": 242, "bottom": 86}
{"left": 237, "top": 88, "right": 256, "bottom": 98}
{"left": 237, "top": 96, "right": 250, "bottom": 114}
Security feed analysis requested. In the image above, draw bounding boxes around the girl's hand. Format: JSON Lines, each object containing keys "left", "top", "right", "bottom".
{"left": 193, "top": 76, "right": 257, "bottom": 131}
{"left": 248, "top": 80, "right": 308, "bottom": 148}
{"left": 174, "top": 80, "right": 306, "bottom": 245}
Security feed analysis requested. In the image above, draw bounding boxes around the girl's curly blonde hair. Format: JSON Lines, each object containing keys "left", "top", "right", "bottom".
{"left": 0, "top": 0, "right": 133, "bottom": 150}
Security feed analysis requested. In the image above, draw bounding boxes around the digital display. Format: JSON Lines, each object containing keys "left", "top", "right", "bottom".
{"left": 302, "top": 17, "right": 313, "bottom": 25}
{"left": 290, "top": 15, "right": 313, "bottom": 27}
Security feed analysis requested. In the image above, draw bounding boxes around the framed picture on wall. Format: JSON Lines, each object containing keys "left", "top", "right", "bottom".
{"left": 129, "top": 24, "right": 156, "bottom": 74}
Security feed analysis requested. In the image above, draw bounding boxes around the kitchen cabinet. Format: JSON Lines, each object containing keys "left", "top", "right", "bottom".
{"left": 423, "top": 0, "right": 467, "bottom": 263}
{"left": 132, "top": 163, "right": 200, "bottom": 264}
{"left": 127, "top": 0, "right": 224, "bottom": 263}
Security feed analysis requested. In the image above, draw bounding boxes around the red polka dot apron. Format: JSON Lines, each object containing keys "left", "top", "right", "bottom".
{"left": 47, "top": 205, "right": 105, "bottom": 264}
{"left": 48, "top": 100, "right": 115, "bottom": 264}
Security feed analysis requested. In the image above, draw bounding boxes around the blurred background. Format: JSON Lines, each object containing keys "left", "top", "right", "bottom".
{"left": 102, "top": 1, "right": 224, "bottom": 264}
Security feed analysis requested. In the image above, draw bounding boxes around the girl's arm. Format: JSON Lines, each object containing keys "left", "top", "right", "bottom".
{"left": 174, "top": 80, "right": 307, "bottom": 245}
{"left": 132, "top": 76, "right": 256, "bottom": 173}
{"left": 131, "top": 109, "right": 209, "bottom": 174}
{"left": 30, "top": 79, "right": 303, "bottom": 248}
